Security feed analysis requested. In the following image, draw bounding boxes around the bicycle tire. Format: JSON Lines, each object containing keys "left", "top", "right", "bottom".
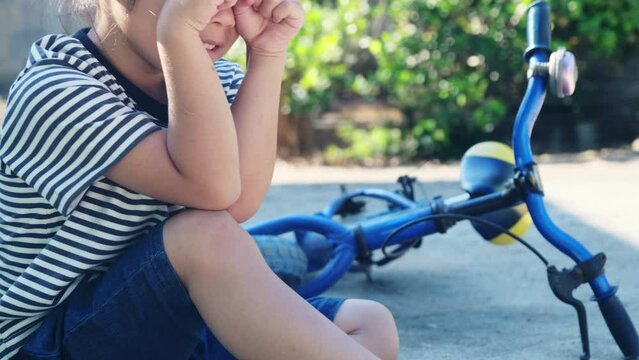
{"left": 254, "top": 235, "right": 308, "bottom": 290}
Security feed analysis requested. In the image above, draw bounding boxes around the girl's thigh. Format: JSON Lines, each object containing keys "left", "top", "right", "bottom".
{"left": 15, "top": 224, "right": 345, "bottom": 360}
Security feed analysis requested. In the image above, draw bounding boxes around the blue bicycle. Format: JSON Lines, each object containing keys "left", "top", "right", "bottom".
{"left": 248, "top": 2, "right": 639, "bottom": 359}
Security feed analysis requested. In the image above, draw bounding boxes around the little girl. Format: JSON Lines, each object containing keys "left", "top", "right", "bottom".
{"left": 0, "top": 0, "right": 399, "bottom": 359}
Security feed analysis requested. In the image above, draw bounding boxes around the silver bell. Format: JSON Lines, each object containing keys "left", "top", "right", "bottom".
{"left": 549, "top": 47, "right": 578, "bottom": 98}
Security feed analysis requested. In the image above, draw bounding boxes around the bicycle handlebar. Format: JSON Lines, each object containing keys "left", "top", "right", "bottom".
{"left": 518, "top": 2, "right": 639, "bottom": 358}
{"left": 598, "top": 294, "right": 639, "bottom": 358}
{"left": 525, "top": 1, "right": 551, "bottom": 61}
{"left": 322, "top": 189, "right": 417, "bottom": 218}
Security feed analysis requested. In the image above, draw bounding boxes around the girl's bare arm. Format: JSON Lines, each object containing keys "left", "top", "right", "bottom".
{"left": 225, "top": 0, "right": 306, "bottom": 221}
{"left": 106, "top": 0, "right": 241, "bottom": 210}
{"left": 226, "top": 53, "right": 285, "bottom": 222}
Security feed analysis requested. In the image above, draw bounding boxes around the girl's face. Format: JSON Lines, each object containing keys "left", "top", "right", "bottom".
{"left": 98, "top": 0, "right": 239, "bottom": 69}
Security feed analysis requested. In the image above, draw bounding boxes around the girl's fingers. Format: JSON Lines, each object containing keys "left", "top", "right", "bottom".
{"left": 234, "top": 0, "right": 255, "bottom": 8}
{"left": 256, "top": 0, "right": 281, "bottom": 21}
{"left": 250, "top": 0, "right": 265, "bottom": 11}
{"left": 232, "top": 0, "right": 255, "bottom": 17}
{"left": 271, "top": 0, "right": 303, "bottom": 24}
{"left": 218, "top": 0, "right": 237, "bottom": 10}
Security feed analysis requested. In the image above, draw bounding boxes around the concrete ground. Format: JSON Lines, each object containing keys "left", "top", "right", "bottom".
{"left": 247, "top": 151, "right": 639, "bottom": 360}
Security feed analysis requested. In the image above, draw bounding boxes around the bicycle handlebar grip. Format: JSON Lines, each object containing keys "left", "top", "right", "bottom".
{"left": 524, "top": 0, "right": 552, "bottom": 61}
{"left": 598, "top": 294, "right": 639, "bottom": 358}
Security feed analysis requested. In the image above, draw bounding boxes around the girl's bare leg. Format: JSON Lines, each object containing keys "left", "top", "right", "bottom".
{"left": 334, "top": 299, "right": 400, "bottom": 360}
{"left": 163, "top": 209, "right": 380, "bottom": 360}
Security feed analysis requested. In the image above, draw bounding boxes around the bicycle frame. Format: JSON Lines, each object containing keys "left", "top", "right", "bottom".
{"left": 248, "top": 181, "right": 522, "bottom": 296}
{"left": 247, "top": 1, "right": 639, "bottom": 358}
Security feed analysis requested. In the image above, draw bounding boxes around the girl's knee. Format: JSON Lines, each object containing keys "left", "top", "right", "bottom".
{"left": 335, "top": 299, "right": 399, "bottom": 360}
{"left": 162, "top": 209, "right": 245, "bottom": 287}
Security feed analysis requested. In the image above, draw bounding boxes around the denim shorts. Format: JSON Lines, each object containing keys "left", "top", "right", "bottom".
{"left": 15, "top": 224, "right": 345, "bottom": 360}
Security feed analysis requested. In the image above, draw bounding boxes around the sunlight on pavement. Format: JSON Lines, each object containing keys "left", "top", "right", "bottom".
{"left": 271, "top": 160, "right": 459, "bottom": 185}
{"left": 539, "top": 157, "right": 639, "bottom": 249}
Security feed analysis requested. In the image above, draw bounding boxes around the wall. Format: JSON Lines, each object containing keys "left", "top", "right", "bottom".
{"left": 0, "top": 0, "right": 65, "bottom": 87}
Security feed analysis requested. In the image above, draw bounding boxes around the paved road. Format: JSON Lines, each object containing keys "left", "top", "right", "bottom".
{"left": 247, "top": 152, "right": 639, "bottom": 360}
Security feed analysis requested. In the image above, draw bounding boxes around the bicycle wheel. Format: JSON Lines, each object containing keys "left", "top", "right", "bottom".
{"left": 254, "top": 235, "right": 308, "bottom": 289}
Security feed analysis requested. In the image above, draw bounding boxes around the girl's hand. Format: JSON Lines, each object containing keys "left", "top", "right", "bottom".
{"left": 233, "top": 0, "right": 305, "bottom": 57}
{"left": 159, "top": 0, "right": 237, "bottom": 35}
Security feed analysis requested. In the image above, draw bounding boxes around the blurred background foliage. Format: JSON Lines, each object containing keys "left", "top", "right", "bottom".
{"left": 2, "top": 0, "right": 638, "bottom": 163}
{"left": 232, "top": 0, "right": 639, "bottom": 164}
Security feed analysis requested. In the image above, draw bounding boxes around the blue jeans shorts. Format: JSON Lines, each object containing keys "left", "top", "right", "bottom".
{"left": 15, "top": 224, "right": 345, "bottom": 360}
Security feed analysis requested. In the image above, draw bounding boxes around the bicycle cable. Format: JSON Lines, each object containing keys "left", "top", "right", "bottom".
{"left": 381, "top": 213, "right": 549, "bottom": 267}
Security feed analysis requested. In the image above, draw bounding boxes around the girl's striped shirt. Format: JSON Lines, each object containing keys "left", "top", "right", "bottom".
{"left": 0, "top": 32, "right": 243, "bottom": 359}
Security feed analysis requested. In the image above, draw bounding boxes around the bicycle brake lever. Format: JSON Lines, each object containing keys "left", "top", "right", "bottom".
{"left": 546, "top": 253, "right": 607, "bottom": 360}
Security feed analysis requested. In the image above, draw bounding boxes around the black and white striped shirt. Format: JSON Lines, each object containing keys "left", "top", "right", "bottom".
{"left": 0, "top": 32, "right": 243, "bottom": 359}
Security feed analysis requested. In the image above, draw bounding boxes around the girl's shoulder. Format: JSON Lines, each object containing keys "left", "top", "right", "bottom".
{"left": 4, "top": 32, "right": 136, "bottom": 122}
{"left": 12, "top": 33, "right": 111, "bottom": 92}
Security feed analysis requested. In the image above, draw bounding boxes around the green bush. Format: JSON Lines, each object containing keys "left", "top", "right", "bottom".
{"left": 232, "top": 0, "right": 639, "bottom": 163}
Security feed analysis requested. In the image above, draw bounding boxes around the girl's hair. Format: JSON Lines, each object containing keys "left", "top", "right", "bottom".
{"left": 56, "top": 0, "right": 94, "bottom": 32}
{"left": 68, "top": 0, "right": 95, "bottom": 11}
{"left": 61, "top": 0, "right": 135, "bottom": 13}
{"left": 57, "top": 0, "right": 136, "bottom": 32}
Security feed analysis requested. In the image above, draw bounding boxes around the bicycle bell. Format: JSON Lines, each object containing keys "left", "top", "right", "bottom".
{"left": 528, "top": 46, "right": 578, "bottom": 98}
